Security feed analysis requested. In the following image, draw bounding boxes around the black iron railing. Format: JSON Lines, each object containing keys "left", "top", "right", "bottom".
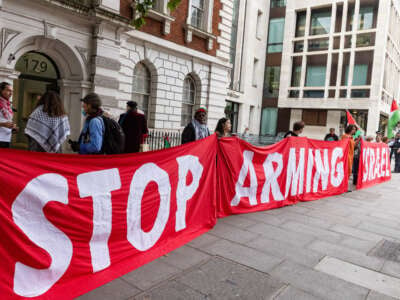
{"left": 146, "top": 129, "right": 181, "bottom": 151}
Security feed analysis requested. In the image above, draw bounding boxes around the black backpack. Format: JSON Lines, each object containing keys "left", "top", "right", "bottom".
{"left": 100, "top": 116, "right": 125, "bottom": 154}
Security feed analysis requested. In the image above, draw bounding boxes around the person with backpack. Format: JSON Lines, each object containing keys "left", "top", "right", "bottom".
{"left": 120, "top": 101, "right": 148, "bottom": 153}
{"left": 69, "top": 93, "right": 104, "bottom": 154}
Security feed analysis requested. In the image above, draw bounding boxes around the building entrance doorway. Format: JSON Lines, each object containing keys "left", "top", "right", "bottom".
{"left": 12, "top": 52, "right": 59, "bottom": 149}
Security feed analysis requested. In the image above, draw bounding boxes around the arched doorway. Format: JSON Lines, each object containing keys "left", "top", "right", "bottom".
{"left": 12, "top": 52, "right": 60, "bottom": 149}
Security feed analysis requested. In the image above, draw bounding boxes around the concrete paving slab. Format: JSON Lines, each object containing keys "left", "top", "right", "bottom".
{"left": 132, "top": 281, "right": 207, "bottom": 300}
{"left": 160, "top": 245, "right": 211, "bottom": 270}
{"left": 339, "top": 236, "right": 379, "bottom": 253}
{"left": 358, "top": 222, "right": 400, "bottom": 241}
{"left": 315, "top": 256, "right": 400, "bottom": 299}
{"left": 308, "top": 240, "right": 385, "bottom": 271}
{"left": 279, "top": 221, "right": 343, "bottom": 243}
{"left": 76, "top": 278, "right": 141, "bottom": 300}
{"left": 329, "top": 224, "right": 384, "bottom": 242}
{"left": 121, "top": 260, "right": 181, "bottom": 290}
{"left": 186, "top": 232, "right": 220, "bottom": 250}
{"left": 246, "top": 222, "right": 316, "bottom": 247}
{"left": 275, "top": 286, "right": 322, "bottom": 300}
{"left": 208, "top": 222, "right": 259, "bottom": 244}
{"left": 381, "top": 261, "right": 400, "bottom": 279}
{"left": 247, "top": 237, "right": 324, "bottom": 267}
{"left": 273, "top": 211, "right": 334, "bottom": 229}
{"left": 367, "top": 291, "right": 398, "bottom": 300}
{"left": 270, "top": 260, "right": 369, "bottom": 300}
{"left": 175, "top": 257, "right": 286, "bottom": 300}
{"left": 203, "top": 239, "right": 283, "bottom": 273}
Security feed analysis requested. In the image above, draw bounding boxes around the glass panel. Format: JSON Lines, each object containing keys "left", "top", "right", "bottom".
{"left": 308, "top": 38, "right": 329, "bottom": 51}
{"left": 291, "top": 66, "right": 302, "bottom": 87}
{"left": 267, "top": 18, "right": 285, "bottom": 53}
{"left": 296, "top": 11, "right": 306, "bottom": 37}
{"left": 260, "top": 108, "right": 278, "bottom": 135}
{"left": 310, "top": 9, "right": 331, "bottom": 35}
{"left": 271, "top": 0, "right": 286, "bottom": 8}
{"left": 294, "top": 41, "right": 304, "bottom": 52}
{"left": 306, "top": 66, "right": 326, "bottom": 87}
{"left": 263, "top": 66, "right": 281, "bottom": 98}
{"left": 289, "top": 90, "right": 300, "bottom": 98}
{"left": 304, "top": 90, "right": 324, "bottom": 98}
{"left": 352, "top": 64, "right": 368, "bottom": 85}
{"left": 351, "top": 89, "right": 370, "bottom": 98}
{"left": 357, "top": 32, "right": 375, "bottom": 47}
{"left": 181, "top": 103, "right": 193, "bottom": 126}
{"left": 358, "top": 6, "right": 374, "bottom": 30}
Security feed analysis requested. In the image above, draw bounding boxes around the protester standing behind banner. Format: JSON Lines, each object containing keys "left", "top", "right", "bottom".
{"left": 341, "top": 125, "right": 357, "bottom": 176}
{"left": 181, "top": 107, "right": 210, "bottom": 144}
{"left": 392, "top": 132, "right": 400, "bottom": 172}
{"left": 25, "top": 91, "right": 70, "bottom": 153}
{"left": 324, "top": 128, "right": 339, "bottom": 141}
{"left": 69, "top": 93, "right": 104, "bottom": 154}
{"left": 284, "top": 121, "right": 304, "bottom": 138}
{"left": 120, "top": 101, "right": 148, "bottom": 153}
{"left": 0, "top": 82, "right": 18, "bottom": 148}
{"left": 215, "top": 118, "right": 232, "bottom": 138}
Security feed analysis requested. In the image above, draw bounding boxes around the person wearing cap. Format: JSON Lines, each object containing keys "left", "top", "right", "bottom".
{"left": 181, "top": 107, "right": 210, "bottom": 144}
{"left": 120, "top": 101, "right": 148, "bottom": 153}
{"left": 69, "top": 93, "right": 104, "bottom": 154}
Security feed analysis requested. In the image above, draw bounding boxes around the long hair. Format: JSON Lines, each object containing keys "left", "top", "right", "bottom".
{"left": 36, "top": 91, "right": 66, "bottom": 117}
{"left": 215, "top": 118, "right": 229, "bottom": 135}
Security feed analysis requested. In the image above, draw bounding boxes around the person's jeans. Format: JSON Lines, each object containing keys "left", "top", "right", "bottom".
{"left": 0, "top": 141, "right": 10, "bottom": 148}
{"left": 353, "top": 156, "right": 359, "bottom": 185}
{"left": 395, "top": 153, "right": 400, "bottom": 173}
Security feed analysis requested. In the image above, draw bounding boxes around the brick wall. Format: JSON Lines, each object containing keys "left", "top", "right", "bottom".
{"left": 119, "top": 0, "right": 222, "bottom": 56}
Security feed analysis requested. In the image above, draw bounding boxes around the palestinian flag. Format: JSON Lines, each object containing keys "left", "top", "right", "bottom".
{"left": 346, "top": 110, "right": 363, "bottom": 138}
{"left": 163, "top": 135, "right": 171, "bottom": 149}
{"left": 388, "top": 99, "right": 400, "bottom": 138}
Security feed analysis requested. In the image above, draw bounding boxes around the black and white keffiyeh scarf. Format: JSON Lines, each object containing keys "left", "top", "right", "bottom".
{"left": 192, "top": 119, "right": 210, "bottom": 140}
{"left": 25, "top": 105, "right": 70, "bottom": 153}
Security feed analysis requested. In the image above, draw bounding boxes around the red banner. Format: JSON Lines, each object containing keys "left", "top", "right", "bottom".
{"left": 217, "top": 137, "right": 349, "bottom": 217}
{"left": 0, "top": 135, "right": 217, "bottom": 299}
{"left": 357, "top": 139, "right": 391, "bottom": 189}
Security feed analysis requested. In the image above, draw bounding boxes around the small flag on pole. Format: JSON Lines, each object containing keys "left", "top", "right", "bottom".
{"left": 163, "top": 135, "right": 171, "bottom": 149}
{"left": 388, "top": 99, "right": 400, "bottom": 138}
{"left": 346, "top": 110, "right": 357, "bottom": 125}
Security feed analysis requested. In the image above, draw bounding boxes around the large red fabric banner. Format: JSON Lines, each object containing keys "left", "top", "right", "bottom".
{"left": 357, "top": 139, "right": 391, "bottom": 190}
{"left": 0, "top": 135, "right": 217, "bottom": 299}
{"left": 217, "top": 137, "right": 349, "bottom": 217}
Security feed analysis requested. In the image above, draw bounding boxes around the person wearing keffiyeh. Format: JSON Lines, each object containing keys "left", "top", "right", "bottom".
{"left": 0, "top": 82, "right": 17, "bottom": 148}
{"left": 181, "top": 107, "right": 210, "bottom": 144}
{"left": 25, "top": 91, "right": 70, "bottom": 153}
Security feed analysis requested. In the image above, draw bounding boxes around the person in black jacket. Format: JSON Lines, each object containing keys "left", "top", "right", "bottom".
{"left": 392, "top": 131, "right": 400, "bottom": 173}
{"left": 324, "top": 128, "right": 339, "bottom": 141}
{"left": 181, "top": 107, "right": 210, "bottom": 144}
{"left": 120, "top": 101, "right": 148, "bottom": 153}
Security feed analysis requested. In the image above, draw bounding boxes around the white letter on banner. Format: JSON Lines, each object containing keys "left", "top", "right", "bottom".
{"left": 362, "top": 148, "right": 369, "bottom": 182}
{"left": 368, "top": 148, "right": 375, "bottom": 180}
{"left": 386, "top": 148, "right": 391, "bottom": 176}
{"left": 175, "top": 155, "right": 203, "bottom": 232}
{"left": 127, "top": 163, "right": 171, "bottom": 251}
{"left": 374, "top": 148, "right": 381, "bottom": 179}
{"left": 261, "top": 153, "right": 284, "bottom": 203}
{"left": 231, "top": 150, "right": 258, "bottom": 206}
{"left": 380, "top": 148, "right": 386, "bottom": 177}
{"left": 313, "top": 149, "right": 330, "bottom": 192}
{"left": 12, "top": 174, "right": 72, "bottom": 297}
{"left": 285, "top": 148, "right": 305, "bottom": 197}
{"left": 306, "top": 149, "right": 314, "bottom": 193}
{"left": 77, "top": 169, "right": 121, "bottom": 273}
{"left": 331, "top": 147, "right": 344, "bottom": 187}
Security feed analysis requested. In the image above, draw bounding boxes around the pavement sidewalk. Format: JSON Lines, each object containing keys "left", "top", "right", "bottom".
{"left": 79, "top": 175, "right": 400, "bottom": 300}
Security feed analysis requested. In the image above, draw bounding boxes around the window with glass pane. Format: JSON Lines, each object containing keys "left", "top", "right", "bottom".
{"left": 181, "top": 76, "right": 196, "bottom": 126}
{"left": 358, "top": 7, "right": 374, "bottom": 30}
{"left": 310, "top": 9, "right": 331, "bottom": 35}
{"left": 267, "top": 18, "right": 285, "bottom": 53}
{"left": 225, "top": 101, "right": 239, "bottom": 133}
{"left": 306, "top": 66, "right": 326, "bottom": 86}
{"left": 345, "top": 64, "right": 368, "bottom": 86}
{"left": 132, "top": 63, "right": 151, "bottom": 117}
{"left": 271, "top": 0, "right": 286, "bottom": 8}
{"left": 191, "top": 0, "right": 205, "bottom": 29}
{"left": 229, "top": 0, "right": 240, "bottom": 64}
{"left": 296, "top": 11, "right": 306, "bottom": 37}
{"left": 261, "top": 108, "right": 278, "bottom": 135}
{"left": 291, "top": 63, "right": 302, "bottom": 87}
{"left": 263, "top": 66, "right": 281, "bottom": 98}
{"left": 151, "top": 0, "right": 163, "bottom": 11}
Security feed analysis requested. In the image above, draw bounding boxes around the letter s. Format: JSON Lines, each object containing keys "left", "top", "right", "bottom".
{"left": 12, "top": 174, "right": 72, "bottom": 297}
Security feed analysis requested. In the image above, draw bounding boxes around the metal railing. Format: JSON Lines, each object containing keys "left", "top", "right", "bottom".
{"left": 146, "top": 129, "right": 181, "bottom": 151}
{"left": 236, "top": 133, "right": 285, "bottom": 146}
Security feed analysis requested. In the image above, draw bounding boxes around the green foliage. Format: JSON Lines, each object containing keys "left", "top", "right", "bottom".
{"left": 132, "top": 0, "right": 182, "bottom": 29}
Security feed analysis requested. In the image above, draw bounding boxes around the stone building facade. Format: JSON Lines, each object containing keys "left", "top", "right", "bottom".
{"left": 0, "top": 0, "right": 233, "bottom": 149}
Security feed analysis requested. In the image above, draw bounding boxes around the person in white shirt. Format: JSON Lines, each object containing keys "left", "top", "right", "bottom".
{"left": 0, "top": 82, "right": 17, "bottom": 148}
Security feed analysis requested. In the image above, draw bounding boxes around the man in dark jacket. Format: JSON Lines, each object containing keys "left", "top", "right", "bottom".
{"left": 324, "top": 128, "right": 339, "bottom": 141}
{"left": 120, "top": 101, "right": 148, "bottom": 153}
{"left": 181, "top": 107, "right": 210, "bottom": 144}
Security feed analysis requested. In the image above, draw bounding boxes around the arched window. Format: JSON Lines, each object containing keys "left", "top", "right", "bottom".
{"left": 181, "top": 76, "right": 196, "bottom": 126}
{"left": 132, "top": 63, "right": 151, "bottom": 117}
